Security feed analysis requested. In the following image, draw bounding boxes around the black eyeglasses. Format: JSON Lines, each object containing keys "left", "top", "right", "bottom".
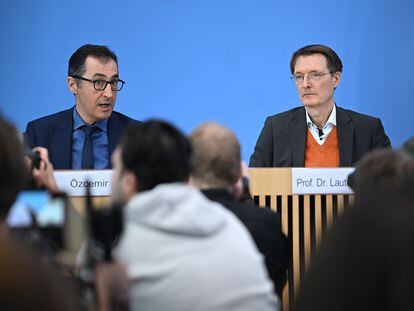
{"left": 72, "top": 75, "right": 125, "bottom": 91}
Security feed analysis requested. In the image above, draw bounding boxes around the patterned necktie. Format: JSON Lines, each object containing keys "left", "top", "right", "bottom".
{"left": 318, "top": 128, "right": 324, "bottom": 140}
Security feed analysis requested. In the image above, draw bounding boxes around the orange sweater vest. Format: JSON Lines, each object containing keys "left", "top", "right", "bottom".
{"left": 304, "top": 127, "right": 340, "bottom": 167}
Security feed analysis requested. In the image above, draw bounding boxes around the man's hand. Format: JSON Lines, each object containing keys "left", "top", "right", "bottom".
{"left": 31, "top": 147, "right": 59, "bottom": 194}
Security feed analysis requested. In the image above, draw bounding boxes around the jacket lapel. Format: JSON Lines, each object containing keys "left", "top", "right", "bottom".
{"left": 290, "top": 108, "right": 307, "bottom": 167}
{"left": 107, "top": 113, "right": 123, "bottom": 164}
{"left": 336, "top": 107, "right": 354, "bottom": 166}
{"left": 50, "top": 108, "right": 73, "bottom": 169}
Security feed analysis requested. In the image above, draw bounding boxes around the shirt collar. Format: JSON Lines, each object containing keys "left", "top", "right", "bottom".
{"left": 73, "top": 106, "right": 108, "bottom": 133}
{"left": 306, "top": 104, "right": 337, "bottom": 129}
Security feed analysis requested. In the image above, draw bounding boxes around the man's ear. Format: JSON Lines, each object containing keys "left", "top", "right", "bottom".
{"left": 67, "top": 76, "right": 78, "bottom": 95}
{"left": 122, "top": 170, "right": 138, "bottom": 196}
{"left": 231, "top": 161, "right": 245, "bottom": 199}
{"left": 333, "top": 71, "right": 342, "bottom": 88}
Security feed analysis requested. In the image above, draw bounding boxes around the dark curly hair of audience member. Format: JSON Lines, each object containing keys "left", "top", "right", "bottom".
{"left": 120, "top": 120, "right": 192, "bottom": 191}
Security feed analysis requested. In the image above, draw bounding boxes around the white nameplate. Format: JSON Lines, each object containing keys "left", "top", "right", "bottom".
{"left": 53, "top": 170, "right": 113, "bottom": 197}
{"left": 292, "top": 168, "right": 355, "bottom": 194}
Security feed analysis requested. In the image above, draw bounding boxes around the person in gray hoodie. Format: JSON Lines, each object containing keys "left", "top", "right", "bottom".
{"left": 110, "top": 120, "right": 279, "bottom": 311}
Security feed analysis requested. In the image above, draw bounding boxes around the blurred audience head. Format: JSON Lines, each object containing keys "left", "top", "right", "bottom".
{"left": 189, "top": 122, "right": 241, "bottom": 189}
{"left": 296, "top": 149, "right": 414, "bottom": 311}
{"left": 349, "top": 149, "right": 414, "bottom": 203}
{"left": 111, "top": 120, "right": 192, "bottom": 202}
{"left": 0, "top": 237, "right": 81, "bottom": 310}
{"left": 402, "top": 136, "right": 414, "bottom": 156}
{"left": 295, "top": 193, "right": 414, "bottom": 311}
{"left": 0, "top": 114, "right": 27, "bottom": 219}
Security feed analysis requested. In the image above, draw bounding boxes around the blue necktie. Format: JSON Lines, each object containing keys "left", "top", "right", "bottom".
{"left": 81, "top": 125, "right": 97, "bottom": 169}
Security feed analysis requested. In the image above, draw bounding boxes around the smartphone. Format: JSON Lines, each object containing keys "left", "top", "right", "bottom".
{"left": 7, "top": 190, "right": 65, "bottom": 228}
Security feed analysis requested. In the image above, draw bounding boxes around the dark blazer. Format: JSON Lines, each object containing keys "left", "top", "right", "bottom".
{"left": 249, "top": 106, "right": 391, "bottom": 167}
{"left": 24, "top": 107, "right": 138, "bottom": 169}
{"left": 202, "top": 188, "right": 289, "bottom": 296}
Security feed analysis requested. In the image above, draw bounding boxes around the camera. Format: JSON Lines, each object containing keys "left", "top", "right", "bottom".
{"left": 26, "top": 149, "right": 41, "bottom": 170}
{"left": 85, "top": 184, "right": 124, "bottom": 262}
{"left": 7, "top": 190, "right": 68, "bottom": 260}
{"left": 87, "top": 203, "right": 123, "bottom": 262}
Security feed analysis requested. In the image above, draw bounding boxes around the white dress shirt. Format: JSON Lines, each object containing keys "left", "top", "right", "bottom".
{"left": 305, "top": 105, "right": 337, "bottom": 145}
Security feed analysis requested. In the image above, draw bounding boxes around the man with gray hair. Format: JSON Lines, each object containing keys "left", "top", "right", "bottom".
{"left": 189, "top": 122, "right": 289, "bottom": 296}
{"left": 250, "top": 44, "right": 391, "bottom": 167}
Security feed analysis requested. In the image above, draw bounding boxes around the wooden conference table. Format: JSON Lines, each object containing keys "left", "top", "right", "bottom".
{"left": 249, "top": 168, "right": 354, "bottom": 310}
{"left": 64, "top": 167, "right": 354, "bottom": 311}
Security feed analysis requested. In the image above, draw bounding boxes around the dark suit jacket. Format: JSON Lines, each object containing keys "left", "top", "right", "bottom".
{"left": 202, "top": 188, "right": 289, "bottom": 296}
{"left": 24, "top": 107, "right": 138, "bottom": 169}
{"left": 249, "top": 106, "right": 391, "bottom": 167}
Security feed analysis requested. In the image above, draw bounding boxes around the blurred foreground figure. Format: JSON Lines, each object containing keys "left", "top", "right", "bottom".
{"left": 189, "top": 122, "right": 289, "bottom": 296}
{"left": 111, "top": 120, "right": 278, "bottom": 311}
{"left": 0, "top": 114, "right": 82, "bottom": 310}
{"left": 295, "top": 150, "right": 414, "bottom": 311}
{"left": 402, "top": 136, "right": 414, "bottom": 156}
{"left": 0, "top": 233, "right": 81, "bottom": 310}
{"left": 0, "top": 114, "right": 26, "bottom": 225}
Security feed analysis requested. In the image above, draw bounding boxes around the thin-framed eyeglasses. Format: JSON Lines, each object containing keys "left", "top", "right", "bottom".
{"left": 291, "top": 72, "right": 333, "bottom": 85}
{"left": 71, "top": 75, "right": 125, "bottom": 91}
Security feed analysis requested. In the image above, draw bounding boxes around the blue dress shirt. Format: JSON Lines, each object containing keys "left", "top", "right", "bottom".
{"left": 71, "top": 108, "right": 109, "bottom": 169}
